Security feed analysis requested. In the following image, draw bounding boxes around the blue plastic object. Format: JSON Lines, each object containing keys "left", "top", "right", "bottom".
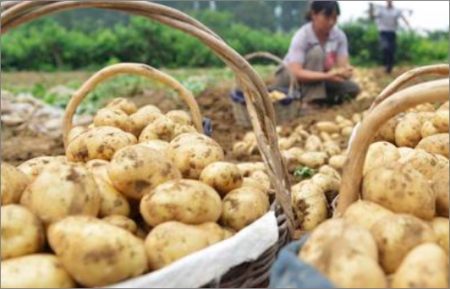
{"left": 202, "top": 117, "right": 213, "bottom": 137}
{"left": 270, "top": 238, "right": 336, "bottom": 289}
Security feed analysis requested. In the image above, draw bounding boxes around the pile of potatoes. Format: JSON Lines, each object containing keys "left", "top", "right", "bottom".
{"left": 1, "top": 98, "right": 273, "bottom": 288}
{"left": 298, "top": 101, "right": 450, "bottom": 288}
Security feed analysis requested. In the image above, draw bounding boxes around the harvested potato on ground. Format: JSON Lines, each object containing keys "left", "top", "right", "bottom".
{"left": 48, "top": 216, "right": 148, "bottom": 287}
{"left": 282, "top": 147, "right": 305, "bottom": 172}
{"left": 1, "top": 254, "right": 76, "bottom": 288}
{"left": 130, "top": 105, "right": 163, "bottom": 136}
{"left": 1, "top": 162, "right": 30, "bottom": 206}
{"left": 416, "top": 133, "right": 449, "bottom": 158}
{"left": 328, "top": 155, "right": 347, "bottom": 170}
{"left": 103, "top": 215, "right": 138, "bottom": 234}
{"left": 1, "top": 205, "right": 45, "bottom": 260}
{"left": 398, "top": 149, "right": 442, "bottom": 180}
{"left": 315, "top": 121, "right": 340, "bottom": 134}
{"left": 343, "top": 201, "right": 394, "bottom": 231}
{"left": 395, "top": 114, "right": 422, "bottom": 147}
{"left": 299, "top": 152, "right": 328, "bottom": 169}
{"left": 221, "top": 187, "right": 270, "bottom": 231}
{"left": 363, "top": 163, "right": 436, "bottom": 220}
{"left": 24, "top": 163, "right": 100, "bottom": 224}
{"left": 109, "top": 145, "right": 181, "bottom": 200}
{"left": 141, "top": 180, "right": 222, "bottom": 227}
{"left": 318, "top": 165, "right": 341, "bottom": 181}
{"left": 341, "top": 126, "right": 354, "bottom": 138}
{"left": 18, "top": 156, "right": 67, "bottom": 182}
{"left": 323, "top": 141, "right": 341, "bottom": 157}
{"left": 168, "top": 133, "right": 225, "bottom": 179}
{"left": 138, "top": 140, "right": 170, "bottom": 156}
{"left": 421, "top": 120, "right": 440, "bottom": 138}
{"left": 291, "top": 181, "right": 328, "bottom": 231}
{"left": 67, "top": 126, "right": 137, "bottom": 162}
{"left": 371, "top": 214, "right": 437, "bottom": 274}
{"left": 432, "top": 217, "right": 449, "bottom": 255}
{"left": 232, "top": 141, "right": 253, "bottom": 159}
{"left": 166, "top": 110, "right": 193, "bottom": 126}
{"left": 145, "top": 222, "right": 224, "bottom": 270}
{"left": 305, "top": 135, "right": 323, "bottom": 152}
{"left": 237, "top": 162, "right": 266, "bottom": 177}
{"left": 68, "top": 126, "right": 88, "bottom": 143}
{"left": 139, "top": 116, "right": 176, "bottom": 143}
{"left": 378, "top": 117, "right": 400, "bottom": 143}
{"left": 392, "top": 243, "right": 449, "bottom": 289}
{"left": 106, "top": 97, "right": 138, "bottom": 115}
{"left": 433, "top": 165, "right": 449, "bottom": 218}
{"left": 200, "top": 162, "right": 243, "bottom": 197}
{"left": 94, "top": 108, "right": 133, "bottom": 133}
{"left": 434, "top": 110, "right": 450, "bottom": 133}
{"left": 363, "top": 142, "right": 400, "bottom": 175}
{"left": 300, "top": 219, "right": 379, "bottom": 271}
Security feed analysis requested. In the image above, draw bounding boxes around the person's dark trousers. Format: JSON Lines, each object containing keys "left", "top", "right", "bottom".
{"left": 380, "top": 31, "right": 397, "bottom": 74}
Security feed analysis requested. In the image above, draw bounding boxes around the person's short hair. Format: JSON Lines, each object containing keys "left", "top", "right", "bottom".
{"left": 306, "top": 1, "right": 341, "bottom": 21}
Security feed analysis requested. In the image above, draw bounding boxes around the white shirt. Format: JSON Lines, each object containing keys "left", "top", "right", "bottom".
{"left": 376, "top": 7, "right": 403, "bottom": 32}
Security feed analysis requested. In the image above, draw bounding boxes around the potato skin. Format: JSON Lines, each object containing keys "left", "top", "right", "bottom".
{"left": 24, "top": 163, "right": 101, "bottom": 224}
{"left": 416, "top": 133, "right": 449, "bottom": 158}
{"left": 298, "top": 152, "right": 328, "bottom": 169}
{"left": 145, "top": 222, "right": 224, "bottom": 270}
{"left": 291, "top": 181, "right": 328, "bottom": 231}
{"left": 141, "top": 180, "right": 222, "bottom": 227}
{"left": 392, "top": 244, "right": 449, "bottom": 289}
{"left": 108, "top": 145, "right": 181, "bottom": 200}
{"left": 130, "top": 105, "right": 163, "bottom": 136}
{"left": 138, "top": 140, "right": 170, "bottom": 156}
{"left": 1, "top": 254, "right": 76, "bottom": 288}
{"left": 433, "top": 165, "right": 450, "bottom": 218}
{"left": 94, "top": 108, "right": 133, "bottom": 133}
{"left": 48, "top": 216, "right": 148, "bottom": 288}
{"left": 1, "top": 162, "right": 30, "bottom": 206}
{"left": 343, "top": 201, "right": 394, "bottom": 231}
{"left": 168, "top": 133, "right": 225, "bottom": 179}
{"left": 371, "top": 214, "right": 437, "bottom": 274}
{"left": 221, "top": 187, "right": 270, "bottom": 231}
{"left": 103, "top": 215, "right": 138, "bottom": 234}
{"left": 17, "top": 156, "right": 68, "bottom": 182}
{"left": 432, "top": 217, "right": 449, "bottom": 255}
{"left": 362, "top": 163, "right": 436, "bottom": 220}
{"left": 398, "top": 149, "right": 442, "bottom": 180}
{"left": 139, "top": 116, "right": 176, "bottom": 143}
{"left": 328, "top": 155, "right": 347, "bottom": 170}
{"left": 395, "top": 115, "right": 423, "bottom": 148}
{"left": 166, "top": 110, "right": 193, "bottom": 126}
{"left": 106, "top": 97, "right": 138, "bottom": 115}
{"left": 1, "top": 205, "right": 45, "bottom": 260}
{"left": 434, "top": 110, "right": 450, "bottom": 133}
{"left": 200, "top": 162, "right": 243, "bottom": 197}
{"left": 363, "top": 142, "right": 400, "bottom": 175}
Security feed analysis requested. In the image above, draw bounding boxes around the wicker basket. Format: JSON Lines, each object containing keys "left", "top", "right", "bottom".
{"left": 1, "top": 2, "right": 297, "bottom": 288}
{"left": 230, "top": 52, "right": 302, "bottom": 128}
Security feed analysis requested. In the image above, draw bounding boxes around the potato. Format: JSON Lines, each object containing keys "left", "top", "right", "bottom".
{"left": 416, "top": 133, "right": 449, "bottom": 159}
{"left": 168, "top": 133, "right": 225, "bottom": 179}
{"left": 130, "top": 105, "right": 163, "bottom": 136}
{"left": 48, "top": 216, "right": 147, "bottom": 287}
{"left": 141, "top": 180, "right": 222, "bottom": 227}
{"left": 1, "top": 254, "right": 76, "bottom": 288}
{"left": 398, "top": 149, "right": 442, "bottom": 180}
{"left": 316, "top": 122, "right": 340, "bottom": 134}
{"left": 166, "top": 110, "right": 193, "bottom": 126}
{"left": 24, "top": 163, "right": 100, "bottom": 224}
{"left": 378, "top": 117, "right": 399, "bottom": 143}
{"left": 352, "top": 113, "right": 362, "bottom": 124}
{"left": 421, "top": 120, "right": 440, "bottom": 138}
{"left": 106, "top": 97, "right": 138, "bottom": 115}
{"left": 318, "top": 165, "right": 341, "bottom": 181}
{"left": 343, "top": 201, "right": 394, "bottom": 231}
{"left": 241, "top": 178, "right": 269, "bottom": 195}
{"left": 395, "top": 114, "right": 422, "bottom": 147}
{"left": 108, "top": 145, "right": 181, "bottom": 200}
{"left": 145, "top": 222, "right": 223, "bottom": 270}
{"left": 137, "top": 139, "right": 170, "bottom": 156}
{"left": 17, "top": 156, "right": 67, "bottom": 182}
{"left": 221, "top": 187, "right": 270, "bottom": 231}
{"left": 200, "top": 162, "right": 243, "bottom": 197}
{"left": 1, "top": 162, "right": 30, "bottom": 206}
{"left": 232, "top": 141, "right": 253, "bottom": 159}
{"left": 1, "top": 205, "right": 45, "bottom": 260}
{"left": 328, "top": 155, "right": 347, "bottom": 170}
{"left": 197, "top": 223, "right": 233, "bottom": 244}
{"left": 319, "top": 131, "right": 332, "bottom": 142}
{"left": 139, "top": 116, "right": 176, "bottom": 143}
{"left": 436, "top": 154, "right": 450, "bottom": 168}
{"left": 173, "top": 124, "right": 197, "bottom": 138}
{"left": 411, "top": 103, "right": 436, "bottom": 113}
{"left": 371, "top": 214, "right": 437, "bottom": 274}
{"left": 298, "top": 152, "right": 328, "bottom": 169}
{"left": 433, "top": 165, "right": 449, "bottom": 217}
{"left": 291, "top": 181, "right": 328, "bottom": 231}
{"left": 94, "top": 108, "right": 133, "bottom": 133}
{"left": 311, "top": 173, "right": 340, "bottom": 195}
{"left": 392, "top": 243, "right": 449, "bottom": 288}
{"left": 68, "top": 126, "right": 88, "bottom": 143}
{"left": 323, "top": 141, "right": 341, "bottom": 157}
{"left": 237, "top": 162, "right": 266, "bottom": 177}
{"left": 67, "top": 127, "right": 137, "bottom": 162}
{"left": 363, "top": 163, "right": 436, "bottom": 220}
{"left": 278, "top": 137, "right": 296, "bottom": 151}
{"left": 327, "top": 249, "right": 387, "bottom": 288}
{"left": 398, "top": 147, "right": 415, "bottom": 158}
{"left": 282, "top": 147, "right": 305, "bottom": 172}
{"left": 300, "top": 219, "right": 379, "bottom": 270}
{"left": 247, "top": 170, "right": 271, "bottom": 194}
{"left": 305, "top": 135, "right": 323, "bottom": 152}
{"left": 438, "top": 101, "right": 449, "bottom": 112}
{"left": 103, "top": 215, "right": 138, "bottom": 234}
{"left": 363, "top": 142, "right": 400, "bottom": 175}
{"left": 434, "top": 110, "right": 450, "bottom": 133}
{"left": 341, "top": 126, "right": 354, "bottom": 138}
{"left": 432, "top": 217, "right": 449, "bottom": 255}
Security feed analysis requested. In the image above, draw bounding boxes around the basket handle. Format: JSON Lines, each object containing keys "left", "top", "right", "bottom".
{"left": 335, "top": 77, "right": 449, "bottom": 218}
{"left": 244, "top": 52, "right": 299, "bottom": 97}
{"left": 62, "top": 63, "right": 204, "bottom": 148}
{"left": 369, "top": 64, "right": 449, "bottom": 111}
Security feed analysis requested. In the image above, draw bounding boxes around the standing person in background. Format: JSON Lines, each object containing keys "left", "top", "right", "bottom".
{"left": 370, "top": 1, "right": 412, "bottom": 74}
{"left": 276, "top": 1, "right": 360, "bottom": 110}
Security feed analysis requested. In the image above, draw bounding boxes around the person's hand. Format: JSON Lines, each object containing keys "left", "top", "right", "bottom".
{"left": 326, "top": 70, "right": 346, "bottom": 83}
